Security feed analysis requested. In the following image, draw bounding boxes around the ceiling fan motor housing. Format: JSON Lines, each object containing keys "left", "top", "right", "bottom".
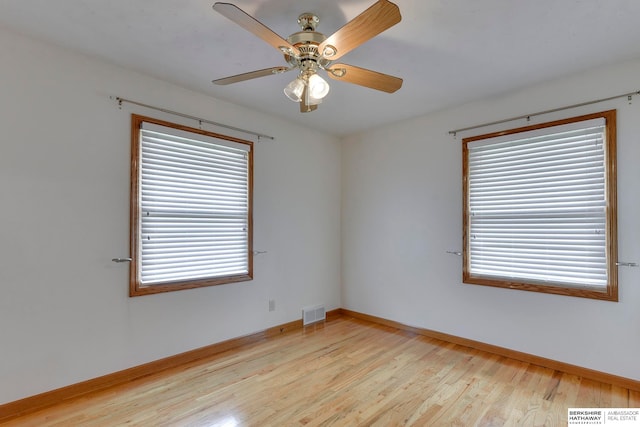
{"left": 285, "top": 14, "right": 332, "bottom": 71}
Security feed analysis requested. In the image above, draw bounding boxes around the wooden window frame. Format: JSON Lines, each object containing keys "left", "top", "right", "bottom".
{"left": 462, "top": 110, "right": 618, "bottom": 301}
{"left": 129, "top": 114, "right": 253, "bottom": 296}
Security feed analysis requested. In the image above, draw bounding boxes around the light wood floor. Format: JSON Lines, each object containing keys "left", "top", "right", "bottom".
{"left": 5, "top": 316, "right": 639, "bottom": 426}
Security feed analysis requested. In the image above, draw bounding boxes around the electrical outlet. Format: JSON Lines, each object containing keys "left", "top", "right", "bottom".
{"left": 268, "top": 299, "right": 276, "bottom": 312}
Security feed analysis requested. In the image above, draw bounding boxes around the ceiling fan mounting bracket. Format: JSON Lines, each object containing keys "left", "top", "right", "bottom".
{"left": 297, "top": 13, "right": 320, "bottom": 31}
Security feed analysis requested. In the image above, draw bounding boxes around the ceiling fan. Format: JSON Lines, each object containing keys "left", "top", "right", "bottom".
{"left": 212, "top": 1, "right": 403, "bottom": 113}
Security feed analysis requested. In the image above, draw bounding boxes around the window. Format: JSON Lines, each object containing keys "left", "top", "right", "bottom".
{"left": 462, "top": 110, "right": 617, "bottom": 301}
{"left": 130, "top": 114, "right": 253, "bottom": 296}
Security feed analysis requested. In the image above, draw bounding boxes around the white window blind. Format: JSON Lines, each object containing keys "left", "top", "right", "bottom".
{"left": 466, "top": 118, "right": 608, "bottom": 288}
{"left": 138, "top": 122, "right": 251, "bottom": 285}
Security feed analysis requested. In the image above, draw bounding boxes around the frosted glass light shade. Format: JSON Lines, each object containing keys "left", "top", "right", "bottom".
{"left": 284, "top": 78, "right": 305, "bottom": 102}
{"left": 307, "top": 94, "right": 322, "bottom": 105}
{"left": 308, "top": 74, "right": 330, "bottom": 99}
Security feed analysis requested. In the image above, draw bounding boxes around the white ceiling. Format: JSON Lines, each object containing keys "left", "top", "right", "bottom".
{"left": 2, "top": 0, "right": 640, "bottom": 136}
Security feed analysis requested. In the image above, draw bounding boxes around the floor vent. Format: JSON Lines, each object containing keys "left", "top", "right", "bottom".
{"left": 302, "top": 305, "right": 326, "bottom": 325}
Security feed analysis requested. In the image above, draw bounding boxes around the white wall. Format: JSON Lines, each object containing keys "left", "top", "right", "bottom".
{"left": 0, "top": 27, "right": 341, "bottom": 404}
{"left": 342, "top": 59, "right": 640, "bottom": 381}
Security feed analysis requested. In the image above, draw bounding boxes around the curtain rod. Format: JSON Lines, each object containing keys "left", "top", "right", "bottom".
{"left": 448, "top": 89, "right": 640, "bottom": 136}
{"left": 112, "top": 96, "right": 275, "bottom": 141}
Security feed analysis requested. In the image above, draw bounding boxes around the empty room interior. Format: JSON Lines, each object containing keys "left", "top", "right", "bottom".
{"left": 1, "top": 0, "right": 639, "bottom": 425}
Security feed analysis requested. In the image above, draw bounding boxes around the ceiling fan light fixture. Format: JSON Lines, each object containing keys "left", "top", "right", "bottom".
{"left": 284, "top": 77, "right": 305, "bottom": 102}
{"left": 308, "top": 73, "right": 330, "bottom": 99}
{"left": 306, "top": 92, "right": 323, "bottom": 106}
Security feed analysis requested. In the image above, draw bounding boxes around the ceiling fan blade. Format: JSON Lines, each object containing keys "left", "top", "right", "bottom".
{"left": 213, "top": 66, "right": 290, "bottom": 85}
{"left": 327, "top": 64, "right": 402, "bottom": 93}
{"left": 317, "top": 0, "right": 401, "bottom": 61}
{"left": 300, "top": 85, "right": 318, "bottom": 113}
{"left": 213, "top": 3, "right": 300, "bottom": 57}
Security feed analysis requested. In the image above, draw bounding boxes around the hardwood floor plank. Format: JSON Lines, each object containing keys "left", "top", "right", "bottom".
{"left": 4, "top": 316, "right": 639, "bottom": 426}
